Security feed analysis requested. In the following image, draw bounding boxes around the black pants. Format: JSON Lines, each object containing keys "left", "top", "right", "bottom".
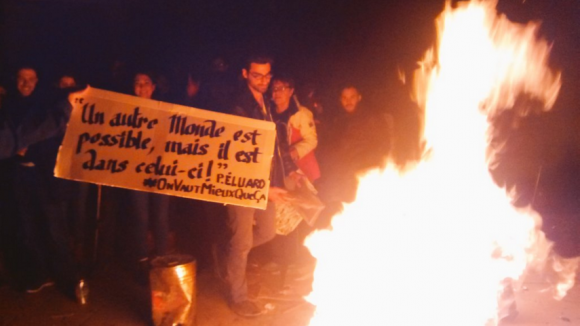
{"left": 11, "top": 165, "right": 78, "bottom": 288}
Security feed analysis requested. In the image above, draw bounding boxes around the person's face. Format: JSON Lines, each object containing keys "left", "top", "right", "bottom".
{"left": 134, "top": 74, "right": 156, "bottom": 99}
{"left": 272, "top": 80, "right": 294, "bottom": 111}
{"left": 242, "top": 63, "right": 272, "bottom": 94}
{"left": 340, "top": 87, "right": 362, "bottom": 113}
{"left": 58, "top": 76, "right": 76, "bottom": 89}
{"left": 17, "top": 68, "right": 38, "bottom": 97}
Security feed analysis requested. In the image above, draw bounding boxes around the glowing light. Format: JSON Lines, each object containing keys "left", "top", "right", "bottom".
{"left": 305, "top": 1, "right": 576, "bottom": 325}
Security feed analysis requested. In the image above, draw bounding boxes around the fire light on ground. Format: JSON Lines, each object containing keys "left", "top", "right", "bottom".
{"left": 305, "top": 1, "right": 578, "bottom": 325}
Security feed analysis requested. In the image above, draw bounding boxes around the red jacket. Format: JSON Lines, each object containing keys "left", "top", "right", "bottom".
{"left": 286, "top": 101, "right": 321, "bottom": 181}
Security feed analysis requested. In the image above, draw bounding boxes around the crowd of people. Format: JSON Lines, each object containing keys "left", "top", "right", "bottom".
{"left": 0, "top": 55, "right": 393, "bottom": 317}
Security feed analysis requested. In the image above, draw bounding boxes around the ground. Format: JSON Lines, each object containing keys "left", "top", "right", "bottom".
{"left": 0, "top": 257, "right": 578, "bottom": 326}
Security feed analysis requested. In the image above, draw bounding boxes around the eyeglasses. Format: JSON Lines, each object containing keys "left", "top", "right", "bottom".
{"left": 272, "top": 86, "right": 291, "bottom": 92}
{"left": 249, "top": 72, "right": 273, "bottom": 80}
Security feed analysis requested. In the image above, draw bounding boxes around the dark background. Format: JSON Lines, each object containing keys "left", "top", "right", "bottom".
{"left": 1, "top": 0, "right": 576, "bottom": 105}
{"left": 0, "top": 0, "right": 443, "bottom": 99}
{"left": 0, "top": 0, "right": 579, "bottom": 255}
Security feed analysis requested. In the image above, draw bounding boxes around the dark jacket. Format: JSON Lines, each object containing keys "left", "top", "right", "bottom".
{"left": 230, "top": 86, "right": 294, "bottom": 188}
{"left": 0, "top": 89, "right": 74, "bottom": 200}
{"left": 0, "top": 88, "right": 72, "bottom": 156}
{"left": 331, "top": 106, "right": 391, "bottom": 172}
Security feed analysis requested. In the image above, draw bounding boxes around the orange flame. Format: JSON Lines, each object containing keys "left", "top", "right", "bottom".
{"left": 305, "top": 1, "right": 577, "bottom": 325}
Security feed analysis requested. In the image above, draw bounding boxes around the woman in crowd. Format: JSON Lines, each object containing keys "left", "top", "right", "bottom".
{"left": 270, "top": 75, "right": 320, "bottom": 185}
{"left": 127, "top": 71, "right": 170, "bottom": 283}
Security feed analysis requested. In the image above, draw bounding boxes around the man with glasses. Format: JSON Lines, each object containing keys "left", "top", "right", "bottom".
{"left": 232, "top": 56, "right": 273, "bottom": 118}
{"left": 222, "top": 55, "right": 288, "bottom": 317}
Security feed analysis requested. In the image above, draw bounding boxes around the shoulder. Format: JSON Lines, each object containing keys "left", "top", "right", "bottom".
{"left": 288, "top": 105, "right": 314, "bottom": 125}
{"left": 289, "top": 106, "right": 317, "bottom": 132}
{"left": 231, "top": 104, "right": 249, "bottom": 118}
{"left": 230, "top": 89, "right": 254, "bottom": 117}
{"left": 295, "top": 105, "right": 314, "bottom": 120}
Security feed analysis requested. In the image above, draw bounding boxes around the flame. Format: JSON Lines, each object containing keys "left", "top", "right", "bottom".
{"left": 305, "top": 1, "right": 577, "bottom": 325}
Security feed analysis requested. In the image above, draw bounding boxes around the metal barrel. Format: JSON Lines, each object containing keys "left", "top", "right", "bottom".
{"left": 150, "top": 254, "right": 197, "bottom": 326}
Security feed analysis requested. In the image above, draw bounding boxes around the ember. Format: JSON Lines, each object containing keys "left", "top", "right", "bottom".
{"left": 305, "top": 1, "right": 578, "bottom": 325}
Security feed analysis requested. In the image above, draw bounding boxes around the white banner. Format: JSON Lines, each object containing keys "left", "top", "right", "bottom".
{"left": 55, "top": 87, "right": 276, "bottom": 209}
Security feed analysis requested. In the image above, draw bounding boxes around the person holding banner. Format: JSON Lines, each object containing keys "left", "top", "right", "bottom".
{"left": 0, "top": 102, "right": 67, "bottom": 160}
{"left": 0, "top": 66, "right": 79, "bottom": 295}
{"left": 223, "top": 55, "right": 290, "bottom": 317}
{"left": 127, "top": 71, "right": 170, "bottom": 283}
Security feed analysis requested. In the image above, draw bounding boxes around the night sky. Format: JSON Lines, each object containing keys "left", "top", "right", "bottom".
{"left": 0, "top": 0, "right": 433, "bottom": 99}
{"left": 0, "top": 0, "right": 577, "bottom": 107}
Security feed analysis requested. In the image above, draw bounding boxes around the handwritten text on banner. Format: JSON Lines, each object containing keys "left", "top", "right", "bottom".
{"left": 55, "top": 87, "right": 276, "bottom": 209}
